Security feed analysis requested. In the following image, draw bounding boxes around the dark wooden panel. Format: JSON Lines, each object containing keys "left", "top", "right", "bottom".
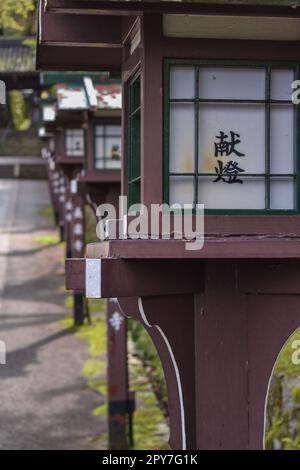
{"left": 65, "top": 258, "right": 85, "bottom": 292}
{"left": 46, "top": 0, "right": 300, "bottom": 17}
{"left": 196, "top": 262, "right": 249, "bottom": 449}
{"left": 65, "top": 258, "right": 205, "bottom": 297}
{"left": 40, "top": 0, "right": 121, "bottom": 46}
{"left": 107, "top": 298, "right": 129, "bottom": 449}
{"left": 101, "top": 259, "right": 205, "bottom": 297}
{"left": 86, "top": 238, "right": 300, "bottom": 260}
{"left": 205, "top": 216, "right": 300, "bottom": 237}
{"left": 37, "top": 45, "right": 122, "bottom": 71}
{"left": 247, "top": 295, "right": 300, "bottom": 449}
{"left": 142, "top": 14, "right": 164, "bottom": 207}
{"left": 238, "top": 260, "right": 300, "bottom": 294}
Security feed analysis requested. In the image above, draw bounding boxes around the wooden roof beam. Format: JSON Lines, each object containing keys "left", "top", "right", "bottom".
{"left": 39, "top": 5, "right": 122, "bottom": 47}
{"left": 45, "top": 0, "right": 300, "bottom": 17}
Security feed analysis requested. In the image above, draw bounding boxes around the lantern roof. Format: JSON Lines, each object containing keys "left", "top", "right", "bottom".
{"left": 0, "top": 37, "right": 40, "bottom": 89}
{"left": 0, "top": 37, "right": 36, "bottom": 73}
{"left": 40, "top": 74, "right": 122, "bottom": 121}
{"left": 55, "top": 81, "right": 121, "bottom": 111}
{"left": 45, "top": 0, "right": 300, "bottom": 9}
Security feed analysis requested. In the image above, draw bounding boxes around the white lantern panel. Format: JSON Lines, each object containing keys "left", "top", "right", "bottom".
{"left": 72, "top": 141, "right": 84, "bottom": 156}
{"left": 104, "top": 137, "right": 122, "bottom": 169}
{"left": 169, "top": 176, "right": 194, "bottom": 205}
{"left": 106, "top": 125, "right": 121, "bottom": 137}
{"left": 66, "top": 129, "right": 84, "bottom": 157}
{"left": 95, "top": 136, "right": 104, "bottom": 159}
{"left": 66, "top": 136, "right": 72, "bottom": 149}
{"left": 99, "top": 160, "right": 121, "bottom": 169}
{"left": 198, "top": 67, "right": 266, "bottom": 100}
{"left": 270, "top": 177, "right": 294, "bottom": 210}
{"left": 198, "top": 103, "right": 265, "bottom": 174}
{"left": 49, "top": 138, "right": 55, "bottom": 152}
{"left": 95, "top": 160, "right": 104, "bottom": 170}
{"left": 198, "top": 177, "right": 265, "bottom": 209}
{"left": 170, "top": 103, "right": 195, "bottom": 173}
{"left": 170, "top": 67, "right": 195, "bottom": 100}
{"left": 270, "top": 105, "right": 294, "bottom": 174}
{"left": 271, "top": 69, "right": 294, "bottom": 101}
{"left": 95, "top": 125, "right": 104, "bottom": 135}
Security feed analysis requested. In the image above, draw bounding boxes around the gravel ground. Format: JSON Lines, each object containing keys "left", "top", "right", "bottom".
{"left": 0, "top": 179, "right": 105, "bottom": 450}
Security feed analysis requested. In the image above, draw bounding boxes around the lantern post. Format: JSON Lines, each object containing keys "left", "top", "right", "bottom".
{"left": 37, "top": 0, "right": 300, "bottom": 450}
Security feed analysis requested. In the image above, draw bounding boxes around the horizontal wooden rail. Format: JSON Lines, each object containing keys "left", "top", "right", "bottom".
{"left": 65, "top": 257, "right": 205, "bottom": 298}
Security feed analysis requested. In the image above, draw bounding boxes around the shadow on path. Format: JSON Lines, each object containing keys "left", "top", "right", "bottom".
{"left": 0, "top": 329, "right": 73, "bottom": 379}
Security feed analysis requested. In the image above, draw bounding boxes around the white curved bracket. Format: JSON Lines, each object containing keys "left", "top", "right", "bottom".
{"left": 137, "top": 297, "right": 187, "bottom": 450}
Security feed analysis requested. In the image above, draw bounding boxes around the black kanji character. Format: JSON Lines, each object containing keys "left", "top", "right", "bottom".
{"left": 214, "top": 131, "right": 245, "bottom": 158}
{"left": 213, "top": 160, "right": 245, "bottom": 184}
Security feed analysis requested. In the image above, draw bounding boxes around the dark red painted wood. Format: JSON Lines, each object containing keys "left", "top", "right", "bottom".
{"left": 118, "top": 295, "right": 196, "bottom": 450}
{"left": 247, "top": 294, "right": 300, "bottom": 449}
{"left": 45, "top": 5, "right": 300, "bottom": 451}
{"left": 46, "top": 0, "right": 300, "bottom": 18}
{"left": 40, "top": 9, "right": 122, "bottom": 46}
{"left": 196, "top": 262, "right": 249, "bottom": 449}
{"left": 107, "top": 298, "right": 130, "bottom": 449}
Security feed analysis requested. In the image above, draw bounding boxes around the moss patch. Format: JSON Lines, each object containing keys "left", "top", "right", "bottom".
{"left": 61, "top": 297, "right": 169, "bottom": 450}
{"left": 60, "top": 307, "right": 107, "bottom": 389}
{"left": 34, "top": 234, "right": 60, "bottom": 246}
{"left": 266, "top": 329, "right": 300, "bottom": 450}
{"left": 85, "top": 205, "right": 98, "bottom": 245}
{"left": 128, "top": 354, "right": 169, "bottom": 450}
{"left": 39, "top": 206, "right": 54, "bottom": 219}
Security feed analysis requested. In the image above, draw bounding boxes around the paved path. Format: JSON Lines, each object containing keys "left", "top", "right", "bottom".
{"left": 0, "top": 180, "right": 104, "bottom": 450}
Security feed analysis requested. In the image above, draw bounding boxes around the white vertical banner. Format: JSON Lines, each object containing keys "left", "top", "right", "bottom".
{"left": 0, "top": 81, "right": 6, "bottom": 105}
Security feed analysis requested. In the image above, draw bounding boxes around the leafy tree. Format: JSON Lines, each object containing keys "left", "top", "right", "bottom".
{"left": 9, "top": 90, "right": 31, "bottom": 131}
{"left": 0, "top": 0, "right": 36, "bottom": 35}
{"left": 266, "top": 329, "right": 300, "bottom": 450}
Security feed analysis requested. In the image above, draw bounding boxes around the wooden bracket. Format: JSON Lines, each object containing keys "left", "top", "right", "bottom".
{"left": 118, "top": 295, "right": 196, "bottom": 450}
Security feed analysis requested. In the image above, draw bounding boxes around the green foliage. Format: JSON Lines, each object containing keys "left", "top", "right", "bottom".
{"left": 0, "top": 0, "right": 35, "bottom": 34}
{"left": 0, "top": 126, "right": 42, "bottom": 156}
{"left": 9, "top": 90, "right": 31, "bottom": 131}
{"left": 62, "top": 299, "right": 169, "bottom": 449}
{"left": 84, "top": 205, "right": 98, "bottom": 244}
{"left": 130, "top": 372, "right": 169, "bottom": 450}
{"left": 272, "top": 330, "right": 300, "bottom": 378}
{"left": 292, "top": 385, "right": 300, "bottom": 404}
{"left": 266, "top": 329, "right": 300, "bottom": 450}
{"left": 60, "top": 310, "right": 108, "bottom": 395}
{"left": 129, "top": 319, "right": 168, "bottom": 417}
{"left": 93, "top": 404, "right": 107, "bottom": 417}
{"left": 34, "top": 233, "right": 60, "bottom": 246}
{"left": 77, "top": 314, "right": 107, "bottom": 358}
{"left": 64, "top": 295, "right": 74, "bottom": 311}
{"left": 39, "top": 205, "right": 54, "bottom": 219}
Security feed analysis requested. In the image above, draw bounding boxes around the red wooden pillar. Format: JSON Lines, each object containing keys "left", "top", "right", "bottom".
{"left": 114, "top": 260, "right": 300, "bottom": 450}
{"left": 64, "top": 185, "right": 73, "bottom": 259}
{"left": 65, "top": 255, "right": 300, "bottom": 450}
{"left": 69, "top": 188, "right": 86, "bottom": 326}
{"left": 57, "top": 173, "right": 67, "bottom": 242}
{"left": 79, "top": 108, "right": 133, "bottom": 447}
{"left": 48, "top": 165, "right": 60, "bottom": 226}
{"left": 84, "top": 200, "right": 133, "bottom": 448}
{"left": 107, "top": 298, "right": 134, "bottom": 449}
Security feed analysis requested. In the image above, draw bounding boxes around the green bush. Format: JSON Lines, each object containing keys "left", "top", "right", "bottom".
{"left": 9, "top": 90, "right": 31, "bottom": 131}
{"left": 129, "top": 319, "right": 168, "bottom": 418}
{"left": 0, "top": 127, "right": 42, "bottom": 156}
{"left": 84, "top": 205, "right": 98, "bottom": 244}
{"left": 266, "top": 329, "right": 300, "bottom": 450}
